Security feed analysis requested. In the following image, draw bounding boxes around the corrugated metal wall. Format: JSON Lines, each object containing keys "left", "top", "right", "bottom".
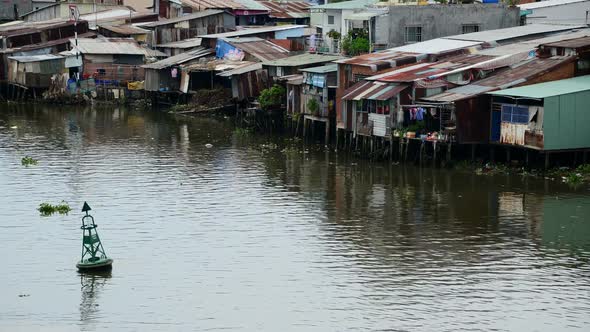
{"left": 544, "top": 91, "right": 590, "bottom": 150}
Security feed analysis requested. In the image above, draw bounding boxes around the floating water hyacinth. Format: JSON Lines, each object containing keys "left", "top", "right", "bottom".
{"left": 21, "top": 156, "right": 38, "bottom": 167}
{"left": 38, "top": 202, "right": 72, "bottom": 216}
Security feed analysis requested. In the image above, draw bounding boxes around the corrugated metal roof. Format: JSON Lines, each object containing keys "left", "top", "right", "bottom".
{"left": 263, "top": 53, "right": 343, "bottom": 67}
{"left": 72, "top": 38, "right": 146, "bottom": 55}
{"left": 278, "top": 74, "right": 304, "bottom": 85}
{"left": 477, "top": 29, "right": 590, "bottom": 56}
{"left": 342, "top": 81, "right": 407, "bottom": 101}
{"left": 299, "top": 64, "right": 338, "bottom": 73}
{"left": 157, "top": 38, "right": 202, "bottom": 49}
{"left": 312, "top": 0, "right": 377, "bottom": 10}
{"left": 334, "top": 50, "right": 423, "bottom": 71}
{"left": 488, "top": 75, "right": 590, "bottom": 99}
{"left": 99, "top": 24, "right": 150, "bottom": 35}
{"left": 234, "top": 0, "right": 269, "bottom": 10}
{"left": 199, "top": 24, "right": 306, "bottom": 39}
{"left": 257, "top": 1, "right": 311, "bottom": 19}
{"left": 224, "top": 38, "right": 290, "bottom": 61}
{"left": 143, "top": 48, "right": 168, "bottom": 58}
{"left": 446, "top": 24, "right": 586, "bottom": 43}
{"left": 217, "top": 62, "right": 262, "bottom": 76}
{"left": 388, "top": 38, "right": 482, "bottom": 54}
{"left": 368, "top": 54, "right": 497, "bottom": 83}
{"left": 8, "top": 54, "right": 63, "bottom": 63}
{"left": 420, "top": 55, "right": 575, "bottom": 102}
{"left": 180, "top": 0, "right": 268, "bottom": 10}
{"left": 421, "top": 85, "right": 493, "bottom": 103}
{"left": 519, "top": 0, "right": 588, "bottom": 10}
{"left": 185, "top": 60, "right": 259, "bottom": 72}
{"left": 541, "top": 36, "right": 590, "bottom": 49}
{"left": 142, "top": 47, "right": 214, "bottom": 69}
{"left": 138, "top": 9, "right": 224, "bottom": 28}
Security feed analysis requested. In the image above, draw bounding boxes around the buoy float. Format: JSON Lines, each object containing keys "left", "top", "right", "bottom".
{"left": 76, "top": 202, "right": 113, "bottom": 272}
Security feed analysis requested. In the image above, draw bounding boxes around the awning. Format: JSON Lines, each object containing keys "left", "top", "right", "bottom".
{"left": 344, "top": 12, "right": 383, "bottom": 21}
{"left": 342, "top": 81, "right": 407, "bottom": 101}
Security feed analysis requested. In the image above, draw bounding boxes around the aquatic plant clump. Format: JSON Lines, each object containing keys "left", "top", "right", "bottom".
{"left": 21, "top": 156, "right": 38, "bottom": 167}
{"left": 38, "top": 202, "right": 72, "bottom": 216}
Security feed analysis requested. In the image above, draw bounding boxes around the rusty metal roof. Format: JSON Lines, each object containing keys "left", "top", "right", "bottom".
{"left": 157, "top": 38, "right": 202, "bottom": 49}
{"left": 257, "top": 1, "right": 311, "bottom": 19}
{"left": 142, "top": 47, "right": 214, "bottom": 69}
{"left": 263, "top": 53, "right": 343, "bottom": 67}
{"left": 99, "top": 24, "right": 150, "bottom": 35}
{"left": 185, "top": 60, "right": 259, "bottom": 73}
{"left": 334, "top": 50, "right": 424, "bottom": 72}
{"left": 72, "top": 38, "right": 147, "bottom": 55}
{"left": 223, "top": 37, "right": 289, "bottom": 61}
{"left": 422, "top": 56, "right": 576, "bottom": 102}
{"left": 199, "top": 24, "right": 306, "bottom": 39}
{"left": 180, "top": 0, "right": 266, "bottom": 10}
{"left": 342, "top": 81, "right": 408, "bottom": 101}
{"left": 541, "top": 36, "right": 590, "bottom": 49}
{"left": 0, "top": 19, "right": 82, "bottom": 37}
{"left": 368, "top": 53, "right": 498, "bottom": 83}
{"left": 138, "top": 9, "right": 225, "bottom": 28}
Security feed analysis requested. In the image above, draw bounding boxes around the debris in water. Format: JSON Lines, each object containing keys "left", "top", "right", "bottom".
{"left": 38, "top": 202, "right": 72, "bottom": 216}
{"left": 21, "top": 156, "right": 38, "bottom": 167}
{"left": 205, "top": 144, "right": 213, "bottom": 148}
{"left": 10, "top": 126, "right": 18, "bottom": 129}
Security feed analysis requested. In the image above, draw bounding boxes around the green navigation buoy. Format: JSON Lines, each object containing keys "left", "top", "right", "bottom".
{"left": 76, "top": 202, "right": 113, "bottom": 272}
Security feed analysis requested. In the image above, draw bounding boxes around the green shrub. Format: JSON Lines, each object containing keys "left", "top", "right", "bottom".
{"left": 259, "top": 85, "right": 286, "bottom": 110}
{"left": 307, "top": 98, "right": 319, "bottom": 115}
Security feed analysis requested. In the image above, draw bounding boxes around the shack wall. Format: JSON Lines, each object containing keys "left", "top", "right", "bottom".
{"left": 455, "top": 96, "right": 490, "bottom": 144}
{"left": 1, "top": 0, "right": 33, "bottom": 21}
{"left": 154, "top": 13, "right": 235, "bottom": 44}
{"left": 544, "top": 91, "right": 590, "bottom": 151}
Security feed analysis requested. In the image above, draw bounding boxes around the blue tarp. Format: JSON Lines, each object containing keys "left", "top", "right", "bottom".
{"left": 216, "top": 39, "right": 238, "bottom": 59}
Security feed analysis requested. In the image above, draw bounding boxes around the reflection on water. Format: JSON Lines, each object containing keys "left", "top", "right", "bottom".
{"left": 0, "top": 104, "right": 589, "bottom": 331}
{"left": 79, "top": 272, "right": 111, "bottom": 328}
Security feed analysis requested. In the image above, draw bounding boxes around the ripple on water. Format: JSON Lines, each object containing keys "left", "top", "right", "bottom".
{"left": 1, "top": 107, "right": 590, "bottom": 331}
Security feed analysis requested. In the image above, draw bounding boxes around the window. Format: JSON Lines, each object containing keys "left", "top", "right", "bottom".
{"left": 405, "top": 26, "right": 422, "bottom": 44}
{"left": 501, "top": 105, "right": 528, "bottom": 124}
{"left": 328, "top": 15, "right": 335, "bottom": 25}
{"left": 462, "top": 24, "right": 480, "bottom": 34}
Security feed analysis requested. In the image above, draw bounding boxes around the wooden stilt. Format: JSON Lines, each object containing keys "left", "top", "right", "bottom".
{"left": 446, "top": 142, "right": 452, "bottom": 163}
{"left": 325, "top": 120, "right": 330, "bottom": 145}
{"left": 389, "top": 138, "right": 393, "bottom": 162}
{"left": 490, "top": 146, "right": 495, "bottom": 163}
{"left": 506, "top": 147, "right": 511, "bottom": 164}
{"left": 545, "top": 153, "right": 550, "bottom": 169}
{"left": 404, "top": 138, "right": 409, "bottom": 162}
{"left": 471, "top": 144, "right": 476, "bottom": 162}
{"left": 433, "top": 141, "right": 437, "bottom": 168}
{"left": 302, "top": 117, "right": 307, "bottom": 139}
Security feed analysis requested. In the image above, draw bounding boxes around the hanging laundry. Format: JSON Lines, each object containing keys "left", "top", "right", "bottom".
{"left": 416, "top": 108, "right": 426, "bottom": 121}
{"left": 171, "top": 68, "right": 178, "bottom": 78}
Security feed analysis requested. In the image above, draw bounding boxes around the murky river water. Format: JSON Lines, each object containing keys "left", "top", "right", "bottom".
{"left": 1, "top": 104, "right": 589, "bottom": 331}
